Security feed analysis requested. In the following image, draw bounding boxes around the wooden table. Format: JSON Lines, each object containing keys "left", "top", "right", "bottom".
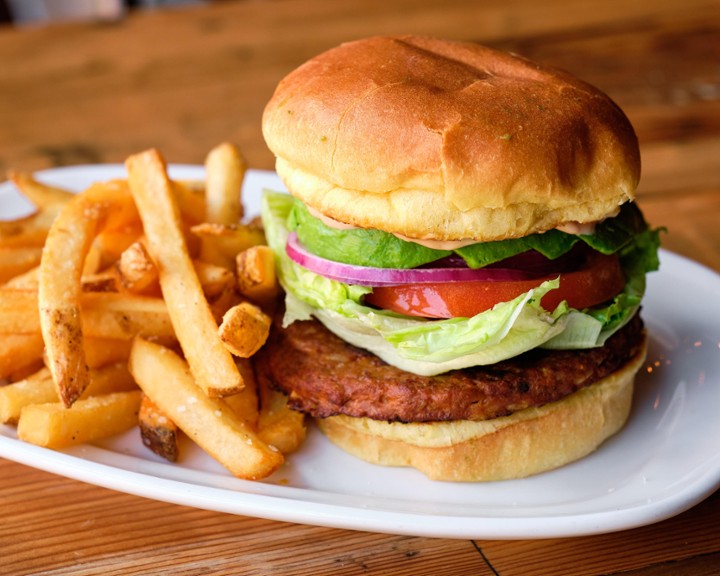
{"left": 1, "top": 1, "right": 719, "bottom": 574}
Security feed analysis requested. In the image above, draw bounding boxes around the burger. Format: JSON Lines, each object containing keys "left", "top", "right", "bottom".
{"left": 256, "top": 35, "right": 661, "bottom": 481}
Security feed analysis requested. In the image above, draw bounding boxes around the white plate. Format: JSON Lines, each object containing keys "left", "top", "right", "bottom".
{"left": 1, "top": 165, "right": 719, "bottom": 540}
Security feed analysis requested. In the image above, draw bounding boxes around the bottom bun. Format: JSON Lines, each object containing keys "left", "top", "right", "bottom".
{"left": 317, "top": 336, "right": 647, "bottom": 482}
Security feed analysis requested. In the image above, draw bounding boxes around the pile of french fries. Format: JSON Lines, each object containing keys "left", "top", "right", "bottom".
{"left": 0, "top": 143, "right": 304, "bottom": 480}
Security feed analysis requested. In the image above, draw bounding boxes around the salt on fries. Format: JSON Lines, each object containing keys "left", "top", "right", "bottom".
{"left": 126, "top": 149, "right": 243, "bottom": 398}
{"left": 130, "top": 337, "right": 283, "bottom": 480}
{"left": 0, "top": 143, "right": 305, "bottom": 480}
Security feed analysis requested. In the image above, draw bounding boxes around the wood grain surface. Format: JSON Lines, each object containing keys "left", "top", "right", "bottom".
{"left": 1, "top": 1, "right": 719, "bottom": 574}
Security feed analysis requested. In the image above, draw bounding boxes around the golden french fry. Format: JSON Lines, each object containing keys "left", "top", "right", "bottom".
{"left": 126, "top": 149, "right": 243, "bottom": 397}
{"left": 0, "top": 289, "right": 174, "bottom": 340}
{"left": 82, "top": 270, "right": 119, "bottom": 293}
{"left": 17, "top": 390, "right": 142, "bottom": 448}
{"left": 129, "top": 338, "right": 283, "bottom": 480}
{"left": 171, "top": 180, "right": 207, "bottom": 226}
{"left": 207, "top": 286, "right": 242, "bottom": 325}
{"left": 84, "top": 337, "right": 135, "bottom": 368}
{"left": 138, "top": 394, "right": 179, "bottom": 462}
{"left": 191, "top": 222, "right": 266, "bottom": 269}
{"left": 7, "top": 170, "right": 75, "bottom": 207}
{"left": 204, "top": 142, "right": 246, "bottom": 225}
{"left": 92, "top": 226, "right": 144, "bottom": 268}
{"left": 2, "top": 265, "right": 38, "bottom": 290}
{"left": 0, "top": 208, "right": 61, "bottom": 249}
{"left": 0, "top": 247, "right": 43, "bottom": 283}
{"left": 116, "top": 241, "right": 159, "bottom": 295}
{"left": 0, "top": 363, "right": 137, "bottom": 425}
{"left": 0, "top": 333, "right": 45, "bottom": 382}
{"left": 236, "top": 245, "right": 279, "bottom": 306}
{"left": 193, "top": 260, "right": 235, "bottom": 300}
{"left": 222, "top": 358, "right": 259, "bottom": 428}
{"left": 218, "top": 301, "right": 271, "bottom": 358}
{"left": 257, "top": 379, "right": 306, "bottom": 456}
{"left": 38, "top": 180, "right": 138, "bottom": 407}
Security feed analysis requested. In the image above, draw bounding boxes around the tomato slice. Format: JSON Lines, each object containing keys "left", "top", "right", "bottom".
{"left": 364, "top": 251, "right": 626, "bottom": 319}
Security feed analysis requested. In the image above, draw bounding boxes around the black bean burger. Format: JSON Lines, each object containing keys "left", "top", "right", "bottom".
{"left": 257, "top": 35, "right": 661, "bottom": 481}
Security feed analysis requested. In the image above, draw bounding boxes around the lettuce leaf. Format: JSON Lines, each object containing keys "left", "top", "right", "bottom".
{"left": 262, "top": 191, "right": 659, "bottom": 376}
{"left": 289, "top": 198, "right": 650, "bottom": 269}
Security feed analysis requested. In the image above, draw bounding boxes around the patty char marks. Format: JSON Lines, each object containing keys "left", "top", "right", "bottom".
{"left": 255, "top": 313, "right": 645, "bottom": 423}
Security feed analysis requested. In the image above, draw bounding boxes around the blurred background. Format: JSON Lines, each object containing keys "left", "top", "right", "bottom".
{"left": 1, "top": 0, "right": 204, "bottom": 25}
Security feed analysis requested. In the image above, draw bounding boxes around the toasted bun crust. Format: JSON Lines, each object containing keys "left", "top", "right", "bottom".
{"left": 317, "top": 336, "right": 646, "bottom": 481}
{"left": 263, "top": 36, "right": 641, "bottom": 241}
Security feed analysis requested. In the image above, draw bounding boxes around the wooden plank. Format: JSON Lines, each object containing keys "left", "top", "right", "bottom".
{"left": 0, "top": 458, "right": 490, "bottom": 576}
{"left": 476, "top": 489, "right": 720, "bottom": 576}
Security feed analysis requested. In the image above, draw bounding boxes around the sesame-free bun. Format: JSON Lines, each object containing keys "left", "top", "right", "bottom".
{"left": 262, "top": 36, "right": 641, "bottom": 242}
{"left": 317, "top": 336, "right": 646, "bottom": 482}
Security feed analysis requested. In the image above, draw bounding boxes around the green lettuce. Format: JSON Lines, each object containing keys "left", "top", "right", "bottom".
{"left": 262, "top": 191, "right": 660, "bottom": 376}
{"left": 289, "top": 198, "right": 650, "bottom": 269}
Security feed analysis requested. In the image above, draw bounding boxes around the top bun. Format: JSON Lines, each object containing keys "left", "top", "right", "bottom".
{"left": 262, "top": 36, "right": 641, "bottom": 242}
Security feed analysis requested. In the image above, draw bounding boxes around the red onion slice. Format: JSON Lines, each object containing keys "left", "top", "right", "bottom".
{"left": 286, "top": 233, "right": 547, "bottom": 286}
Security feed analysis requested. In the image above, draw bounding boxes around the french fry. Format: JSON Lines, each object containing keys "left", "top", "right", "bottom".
{"left": 84, "top": 337, "right": 134, "bottom": 368}
{"left": 116, "top": 241, "right": 159, "bottom": 295}
{"left": 129, "top": 338, "right": 283, "bottom": 480}
{"left": 126, "top": 149, "right": 243, "bottom": 397}
{"left": 17, "top": 390, "right": 142, "bottom": 448}
{"left": 171, "top": 180, "right": 207, "bottom": 226}
{"left": 2, "top": 265, "right": 38, "bottom": 290}
{"left": 193, "top": 259, "right": 235, "bottom": 300}
{"left": 236, "top": 245, "right": 279, "bottom": 306}
{"left": 7, "top": 170, "right": 75, "bottom": 207}
{"left": 191, "top": 222, "right": 265, "bottom": 269}
{"left": 1, "top": 145, "right": 306, "bottom": 481}
{"left": 0, "top": 363, "right": 137, "bottom": 425}
{"left": 257, "top": 378, "right": 306, "bottom": 456}
{"left": 82, "top": 270, "right": 119, "bottom": 293}
{"left": 138, "top": 394, "right": 179, "bottom": 462}
{"left": 204, "top": 142, "right": 246, "bottom": 225}
{"left": 0, "top": 247, "right": 43, "bottom": 283}
{"left": 207, "top": 285, "right": 242, "bottom": 324}
{"left": 218, "top": 301, "right": 271, "bottom": 358}
{"left": 0, "top": 208, "right": 60, "bottom": 249}
{"left": 0, "top": 333, "right": 44, "bottom": 382}
{"left": 222, "top": 358, "right": 259, "bottom": 428}
{"left": 0, "top": 289, "right": 175, "bottom": 340}
{"left": 38, "top": 180, "right": 138, "bottom": 406}
{"left": 0, "top": 289, "right": 174, "bottom": 341}
{"left": 92, "top": 226, "right": 144, "bottom": 268}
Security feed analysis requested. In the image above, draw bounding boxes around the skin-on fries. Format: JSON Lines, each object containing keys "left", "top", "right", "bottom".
{"left": 129, "top": 338, "right": 283, "bottom": 480}
{"left": 1, "top": 143, "right": 303, "bottom": 482}
{"left": 126, "top": 149, "right": 243, "bottom": 398}
{"left": 138, "top": 394, "right": 179, "bottom": 462}
{"left": 38, "top": 180, "right": 138, "bottom": 406}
